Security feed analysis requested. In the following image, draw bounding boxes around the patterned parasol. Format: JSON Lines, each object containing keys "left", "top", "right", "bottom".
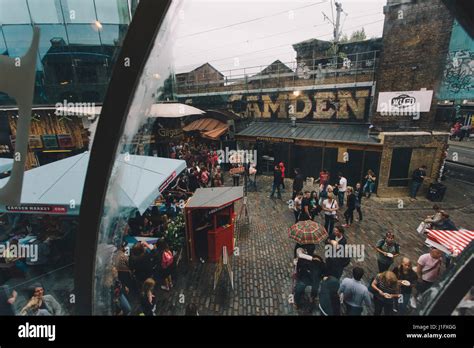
{"left": 288, "top": 220, "right": 328, "bottom": 244}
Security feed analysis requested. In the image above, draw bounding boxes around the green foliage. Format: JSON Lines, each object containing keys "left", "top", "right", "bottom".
{"left": 164, "top": 213, "right": 186, "bottom": 252}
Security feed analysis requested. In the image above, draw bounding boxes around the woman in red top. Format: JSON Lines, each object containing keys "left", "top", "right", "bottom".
{"left": 279, "top": 162, "right": 286, "bottom": 190}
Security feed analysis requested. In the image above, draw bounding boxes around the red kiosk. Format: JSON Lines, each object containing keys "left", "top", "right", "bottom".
{"left": 184, "top": 187, "right": 243, "bottom": 263}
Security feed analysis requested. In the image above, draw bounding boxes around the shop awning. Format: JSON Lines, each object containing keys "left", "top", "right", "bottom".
{"left": 425, "top": 229, "right": 474, "bottom": 256}
{"left": 0, "top": 152, "right": 186, "bottom": 215}
{"left": 186, "top": 186, "right": 243, "bottom": 209}
{"left": 0, "top": 158, "right": 13, "bottom": 173}
{"left": 183, "top": 118, "right": 229, "bottom": 140}
{"left": 236, "top": 121, "right": 380, "bottom": 144}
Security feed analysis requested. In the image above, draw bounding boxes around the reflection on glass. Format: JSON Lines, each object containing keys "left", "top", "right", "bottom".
{"left": 2, "top": 25, "right": 33, "bottom": 58}
{"left": 0, "top": 0, "right": 30, "bottom": 25}
{"left": 93, "top": 0, "right": 182, "bottom": 315}
{"left": 61, "top": 0, "right": 96, "bottom": 24}
{"left": 66, "top": 24, "right": 101, "bottom": 45}
{"left": 95, "top": 0, "right": 130, "bottom": 24}
{"left": 27, "top": 0, "right": 63, "bottom": 24}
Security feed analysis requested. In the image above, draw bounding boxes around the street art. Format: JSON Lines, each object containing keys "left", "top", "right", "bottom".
{"left": 443, "top": 49, "right": 474, "bottom": 94}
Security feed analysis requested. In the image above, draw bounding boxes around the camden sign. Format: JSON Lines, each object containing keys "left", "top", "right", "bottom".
{"left": 179, "top": 87, "right": 373, "bottom": 122}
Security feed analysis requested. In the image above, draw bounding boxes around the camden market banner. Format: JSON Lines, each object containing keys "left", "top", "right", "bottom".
{"left": 178, "top": 86, "right": 372, "bottom": 122}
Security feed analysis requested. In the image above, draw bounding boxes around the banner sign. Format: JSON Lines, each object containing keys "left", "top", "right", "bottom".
{"left": 6, "top": 205, "right": 67, "bottom": 214}
{"left": 377, "top": 90, "right": 433, "bottom": 114}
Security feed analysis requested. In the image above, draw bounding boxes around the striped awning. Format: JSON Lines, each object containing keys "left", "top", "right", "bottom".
{"left": 425, "top": 229, "right": 474, "bottom": 256}
{"left": 182, "top": 118, "right": 228, "bottom": 140}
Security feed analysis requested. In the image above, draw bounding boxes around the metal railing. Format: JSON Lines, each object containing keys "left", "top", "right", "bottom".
{"left": 175, "top": 50, "right": 379, "bottom": 95}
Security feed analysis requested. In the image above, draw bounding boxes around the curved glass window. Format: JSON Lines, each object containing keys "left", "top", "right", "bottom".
{"left": 27, "top": 0, "right": 63, "bottom": 24}
{"left": 66, "top": 24, "right": 101, "bottom": 45}
{"left": 93, "top": 0, "right": 182, "bottom": 315}
{"left": 95, "top": 0, "right": 130, "bottom": 24}
{"left": 0, "top": 0, "right": 30, "bottom": 25}
{"left": 1, "top": 25, "right": 33, "bottom": 58}
{"left": 61, "top": 0, "right": 96, "bottom": 24}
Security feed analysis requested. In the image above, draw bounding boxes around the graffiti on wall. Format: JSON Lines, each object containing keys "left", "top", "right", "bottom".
{"left": 443, "top": 50, "right": 474, "bottom": 94}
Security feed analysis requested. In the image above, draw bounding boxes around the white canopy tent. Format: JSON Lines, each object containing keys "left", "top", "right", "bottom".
{"left": 0, "top": 158, "right": 13, "bottom": 173}
{"left": 0, "top": 152, "right": 186, "bottom": 215}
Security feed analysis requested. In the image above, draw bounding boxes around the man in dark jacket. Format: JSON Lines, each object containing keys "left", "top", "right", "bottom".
{"left": 410, "top": 165, "right": 427, "bottom": 200}
{"left": 270, "top": 165, "right": 282, "bottom": 199}
{"left": 292, "top": 168, "right": 304, "bottom": 200}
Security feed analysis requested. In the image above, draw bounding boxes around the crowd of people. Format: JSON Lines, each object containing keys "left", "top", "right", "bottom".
{"left": 285, "top": 166, "right": 456, "bottom": 316}
{"left": 450, "top": 121, "right": 472, "bottom": 141}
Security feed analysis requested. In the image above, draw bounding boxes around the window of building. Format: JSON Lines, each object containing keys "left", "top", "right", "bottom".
{"left": 1, "top": 25, "right": 33, "bottom": 58}
{"left": 66, "top": 24, "right": 101, "bottom": 45}
{"left": 61, "top": 0, "right": 96, "bottom": 24}
{"left": 388, "top": 147, "right": 413, "bottom": 187}
{"left": 0, "top": 0, "right": 30, "bottom": 24}
{"left": 95, "top": 0, "right": 130, "bottom": 24}
{"left": 27, "top": 0, "right": 63, "bottom": 24}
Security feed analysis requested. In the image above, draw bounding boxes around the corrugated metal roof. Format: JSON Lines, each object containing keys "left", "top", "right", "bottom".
{"left": 236, "top": 122, "right": 380, "bottom": 144}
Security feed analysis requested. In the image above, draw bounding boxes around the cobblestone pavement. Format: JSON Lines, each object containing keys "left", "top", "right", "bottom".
{"left": 156, "top": 176, "right": 474, "bottom": 316}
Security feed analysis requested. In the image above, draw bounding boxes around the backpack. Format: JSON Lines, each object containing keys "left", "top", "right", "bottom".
{"left": 161, "top": 250, "right": 174, "bottom": 269}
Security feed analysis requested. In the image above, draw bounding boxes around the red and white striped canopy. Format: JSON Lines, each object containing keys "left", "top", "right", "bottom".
{"left": 426, "top": 229, "right": 474, "bottom": 256}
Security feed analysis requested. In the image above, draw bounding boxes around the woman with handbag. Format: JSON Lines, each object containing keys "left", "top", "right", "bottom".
{"left": 322, "top": 192, "right": 339, "bottom": 238}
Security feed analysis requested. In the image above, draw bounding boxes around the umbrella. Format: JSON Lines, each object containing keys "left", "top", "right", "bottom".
{"left": 288, "top": 220, "right": 328, "bottom": 245}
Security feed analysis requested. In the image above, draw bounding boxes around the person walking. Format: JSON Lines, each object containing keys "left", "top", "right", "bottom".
{"left": 309, "top": 191, "right": 321, "bottom": 221}
{"left": 416, "top": 248, "right": 443, "bottom": 294}
{"left": 292, "top": 168, "right": 304, "bottom": 201}
{"left": 392, "top": 257, "right": 418, "bottom": 314}
{"left": 410, "top": 165, "right": 427, "bottom": 201}
{"left": 140, "top": 278, "right": 157, "bottom": 316}
{"left": 232, "top": 163, "right": 241, "bottom": 186}
{"left": 319, "top": 273, "right": 341, "bottom": 316}
{"left": 319, "top": 169, "right": 329, "bottom": 187}
{"left": 337, "top": 172, "right": 347, "bottom": 207}
{"left": 270, "top": 165, "right": 282, "bottom": 199}
{"left": 342, "top": 187, "right": 356, "bottom": 227}
{"left": 299, "top": 191, "right": 312, "bottom": 221}
{"left": 354, "top": 182, "right": 363, "bottom": 222}
{"left": 248, "top": 163, "right": 257, "bottom": 191}
{"left": 293, "top": 192, "right": 303, "bottom": 223}
{"left": 375, "top": 232, "right": 400, "bottom": 272}
{"left": 363, "top": 169, "right": 376, "bottom": 198}
{"left": 279, "top": 161, "right": 286, "bottom": 190}
{"left": 322, "top": 192, "right": 339, "bottom": 238}
{"left": 371, "top": 271, "right": 401, "bottom": 316}
{"left": 339, "top": 267, "right": 371, "bottom": 316}
{"left": 294, "top": 257, "right": 316, "bottom": 310}
{"left": 325, "top": 226, "right": 350, "bottom": 279}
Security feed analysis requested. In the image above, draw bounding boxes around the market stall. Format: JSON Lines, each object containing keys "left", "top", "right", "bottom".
{"left": 424, "top": 229, "right": 474, "bottom": 256}
{"left": 0, "top": 152, "right": 186, "bottom": 215}
{"left": 184, "top": 186, "right": 243, "bottom": 263}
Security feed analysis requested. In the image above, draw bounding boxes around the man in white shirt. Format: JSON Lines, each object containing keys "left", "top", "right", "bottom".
{"left": 337, "top": 172, "right": 347, "bottom": 207}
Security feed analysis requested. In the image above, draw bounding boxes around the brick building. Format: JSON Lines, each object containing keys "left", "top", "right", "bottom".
{"left": 175, "top": 63, "right": 225, "bottom": 91}
{"left": 371, "top": 0, "right": 454, "bottom": 197}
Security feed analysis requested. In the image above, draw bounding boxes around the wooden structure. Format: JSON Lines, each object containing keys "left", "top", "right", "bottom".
{"left": 184, "top": 187, "right": 243, "bottom": 263}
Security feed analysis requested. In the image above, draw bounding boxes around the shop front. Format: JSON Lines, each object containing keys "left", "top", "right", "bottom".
{"left": 236, "top": 122, "right": 383, "bottom": 190}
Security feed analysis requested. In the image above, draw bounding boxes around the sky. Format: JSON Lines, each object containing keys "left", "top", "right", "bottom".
{"left": 172, "top": 0, "right": 387, "bottom": 76}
